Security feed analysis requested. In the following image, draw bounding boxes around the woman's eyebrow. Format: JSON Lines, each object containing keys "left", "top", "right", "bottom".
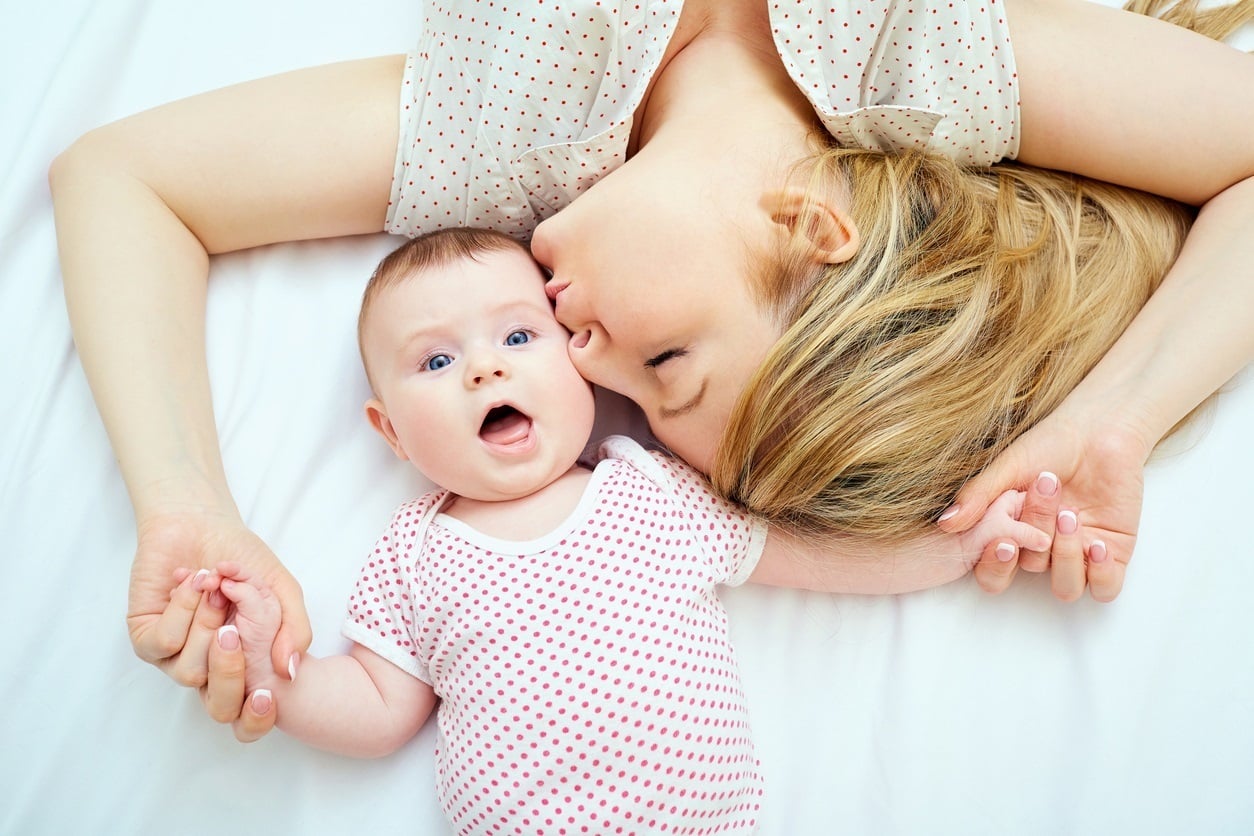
{"left": 658, "top": 379, "right": 708, "bottom": 419}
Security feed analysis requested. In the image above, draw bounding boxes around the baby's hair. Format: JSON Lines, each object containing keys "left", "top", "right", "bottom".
{"left": 358, "top": 227, "right": 528, "bottom": 390}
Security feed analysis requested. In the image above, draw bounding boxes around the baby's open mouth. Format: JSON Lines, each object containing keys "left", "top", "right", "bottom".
{"left": 479, "top": 405, "right": 533, "bottom": 446}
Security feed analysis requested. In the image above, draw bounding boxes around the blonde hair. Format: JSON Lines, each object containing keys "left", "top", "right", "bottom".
{"left": 709, "top": 0, "right": 1249, "bottom": 542}
{"left": 1123, "top": 0, "right": 1254, "bottom": 40}
{"left": 712, "top": 151, "right": 1192, "bottom": 540}
{"left": 358, "top": 227, "right": 525, "bottom": 390}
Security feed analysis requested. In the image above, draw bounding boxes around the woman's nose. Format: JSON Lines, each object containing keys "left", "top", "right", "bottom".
{"left": 565, "top": 323, "right": 612, "bottom": 384}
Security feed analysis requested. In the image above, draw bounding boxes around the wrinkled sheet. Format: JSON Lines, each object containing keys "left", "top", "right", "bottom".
{"left": 2, "top": 2, "right": 1251, "bottom": 834}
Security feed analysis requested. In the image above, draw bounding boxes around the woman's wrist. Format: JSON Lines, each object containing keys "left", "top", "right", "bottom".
{"left": 1051, "top": 374, "right": 1162, "bottom": 467}
{"left": 132, "top": 473, "right": 243, "bottom": 531}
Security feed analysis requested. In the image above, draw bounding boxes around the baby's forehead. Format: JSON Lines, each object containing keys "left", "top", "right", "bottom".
{"left": 371, "top": 262, "right": 549, "bottom": 326}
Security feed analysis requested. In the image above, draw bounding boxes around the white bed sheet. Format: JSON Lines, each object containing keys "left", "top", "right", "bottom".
{"left": 3, "top": 2, "right": 1251, "bottom": 834}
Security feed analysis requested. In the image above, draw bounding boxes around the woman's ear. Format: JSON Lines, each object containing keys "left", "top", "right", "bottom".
{"left": 364, "top": 398, "right": 410, "bottom": 461}
{"left": 765, "top": 187, "right": 860, "bottom": 264}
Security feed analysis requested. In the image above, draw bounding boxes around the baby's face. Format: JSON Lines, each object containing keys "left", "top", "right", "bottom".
{"left": 362, "top": 246, "right": 595, "bottom": 501}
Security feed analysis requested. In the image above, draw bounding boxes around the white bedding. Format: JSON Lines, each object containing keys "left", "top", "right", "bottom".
{"left": 3, "top": 2, "right": 1251, "bottom": 834}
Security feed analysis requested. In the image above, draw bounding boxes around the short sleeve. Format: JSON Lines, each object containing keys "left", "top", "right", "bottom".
{"left": 769, "top": 0, "right": 1021, "bottom": 166}
{"left": 340, "top": 496, "right": 442, "bottom": 685}
{"left": 597, "top": 436, "right": 767, "bottom": 587}
{"left": 384, "top": 0, "right": 683, "bottom": 240}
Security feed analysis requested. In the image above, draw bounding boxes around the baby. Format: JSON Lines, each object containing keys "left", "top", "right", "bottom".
{"left": 216, "top": 228, "right": 1051, "bottom": 835}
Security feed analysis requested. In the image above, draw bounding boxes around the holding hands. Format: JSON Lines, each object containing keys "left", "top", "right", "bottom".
{"left": 130, "top": 512, "right": 307, "bottom": 739}
{"left": 942, "top": 403, "right": 1152, "bottom": 603}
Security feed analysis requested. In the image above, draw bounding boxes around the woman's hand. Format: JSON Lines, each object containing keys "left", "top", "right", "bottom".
{"left": 204, "top": 621, "right": 280, "bottom": 742}
{"left": 938, "top": 405, "right": 1153, "bottom": 603}
{"left": 129, "top": 512, "right": 311, "bottom": 690}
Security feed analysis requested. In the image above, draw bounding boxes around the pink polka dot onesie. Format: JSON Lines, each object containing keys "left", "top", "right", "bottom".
{"left": 386, "top": 0, "right": 1020, "bottom": 239}
{"left": 342, "top": 436, "right": 768, "bottom": 834}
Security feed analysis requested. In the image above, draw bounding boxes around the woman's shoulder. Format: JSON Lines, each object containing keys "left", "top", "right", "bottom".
{"left": 770, "top": 0, "right": 1022, "bottom": 164}
{"left": 387, "top": 0, "right": 685, "bottom": 238}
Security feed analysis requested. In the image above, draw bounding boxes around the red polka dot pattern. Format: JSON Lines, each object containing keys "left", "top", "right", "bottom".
{"left": 385, "top": 1, "right": 680, "bottom": 240}
{"left": 770, "top": 0, "right": 1020, "bottom": 164}
{"left": 384, "top": 0, "right": 1021, "bottom": 242}
{"left": 342, "top": 437, "right": 767, "bottom": 834}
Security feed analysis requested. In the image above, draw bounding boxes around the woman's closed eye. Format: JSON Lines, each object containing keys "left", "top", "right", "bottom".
{"left": 645, "top": 347, "right": 688, "bottom": 369}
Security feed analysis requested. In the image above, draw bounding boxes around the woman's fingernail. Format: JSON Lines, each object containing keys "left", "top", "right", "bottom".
{"left": 1036, "top": 472, "right": 1059, "bottom": 497}
{"left": 996, "top": 543, "right": 1017, "bottom": 563}
{"left": 288, "top": 653, "right": 299, "bottom": 682}
{"left": 217, "top": 625, "right": 240, "bottom": 651}
{"left": 192, "top": 568, "right": 211, "bottom": 591}
{"left": 938, "top": 505, "right": 960, "bottom": 523}
{"left": 251, "top": 690, "right": 272, "bottom": 715}
{"left": 1057, "top": 509, "right": 1078, "bottom": 535}
{"left": 1090, "top": 540, "right": 1108, "bottom": 563}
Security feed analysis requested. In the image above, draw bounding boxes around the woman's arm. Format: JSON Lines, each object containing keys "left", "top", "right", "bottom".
{"left": 48, "top": 56, "right": 405, "bottom": 686}
{"left": 752, "top": 486, "right": 1058, "bottom": 594}
{"left": 1012, "top": 0, "right": 1253, "bottom": 408}
{"left": 942, "top": 0, "right": 1254, "bottom": 600}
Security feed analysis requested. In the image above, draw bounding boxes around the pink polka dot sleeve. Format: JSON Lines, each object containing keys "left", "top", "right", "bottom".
{"left": 341, "top": 494, "right": 444, "bottom": 685}
{"left": 597, "top": 437, "right": 768, "bottom": 588}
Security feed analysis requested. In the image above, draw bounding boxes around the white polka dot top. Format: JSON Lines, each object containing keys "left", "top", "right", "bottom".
{"left": 385, "top": 0, "right": 1020, "bottom": 240}
{"left": 342, "top": 436, "right": 768, "bottom": 835}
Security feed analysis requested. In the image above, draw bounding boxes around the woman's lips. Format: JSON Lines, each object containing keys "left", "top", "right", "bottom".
{"left": 544, "top": 280, "right": 568, "bottom": 302}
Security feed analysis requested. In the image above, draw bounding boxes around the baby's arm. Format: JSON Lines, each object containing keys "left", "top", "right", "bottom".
{"left": 751, "top": 486, "right": 1057, "bottom": 595}
{"left": 217, "top": 564, "right": 436, "bottom": 758}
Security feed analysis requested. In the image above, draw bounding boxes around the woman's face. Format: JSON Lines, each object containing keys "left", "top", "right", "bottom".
{"left": 530, "top": 158, "right": 779, "bottom": 474}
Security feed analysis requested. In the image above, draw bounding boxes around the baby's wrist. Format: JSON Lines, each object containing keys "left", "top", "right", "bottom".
{"left": 240, "top": 641, "right": 287, "bottom": 694}
{"left": 247, "top": 668, "right": 284, "bottom": 695}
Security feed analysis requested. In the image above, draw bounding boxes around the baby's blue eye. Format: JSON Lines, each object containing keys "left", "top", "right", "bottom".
{"left": 424, "top": 354, "right": 452, "bottom": 371}
{"left": 506, "top": 330, "right": 531, "bottom": 346}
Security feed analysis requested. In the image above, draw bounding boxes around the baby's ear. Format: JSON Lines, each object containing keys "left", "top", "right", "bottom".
{"left": 763, "top": 186, "right": 860, "bottom": 264}
{"left": 364, "top": 398, "right": 410, "bottom": 461}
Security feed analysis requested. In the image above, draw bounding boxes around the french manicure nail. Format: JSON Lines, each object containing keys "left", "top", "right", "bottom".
{"left": 1090, "top": 540, "right": 1108, "bottom": 563}
{"left": 288, "top": 653, "right": 299, "bottom": 682}
{"left": 996, "top": 543, "right": 1016, "bottom": 563}
{"left": 192, "top": 568, "right": 211, "bottom": 591}
{"left": 217, "top": 625, "right": 240, "bottom": 651}
{"left": 251, "top": 690, "right": 272, "bottom": 715}
{"left": 938, "top": 505, "right": 960, "bottom": 523}
{"left": 1057, "top": 510, "right": 1078, "bottom": 535}
{"left": 1036, "top": 472, "right": 1059, "bottom": 497}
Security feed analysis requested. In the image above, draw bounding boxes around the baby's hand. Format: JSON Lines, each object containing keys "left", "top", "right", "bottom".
{"left": 957, "top": 489, "right": 1054, "bottom": 572}
{"left": 215, "top": 562, "right": 284, "bottom": 694}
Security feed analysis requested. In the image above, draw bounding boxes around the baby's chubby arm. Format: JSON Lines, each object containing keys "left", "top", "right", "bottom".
{"left": 750, "top": 480, "right": 1059, "bottom": 595}
{"left": 216, "top": 563, "right": 436, "bottom": 758}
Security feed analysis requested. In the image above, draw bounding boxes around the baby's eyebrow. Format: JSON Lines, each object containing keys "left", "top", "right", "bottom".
{"left": 398, "top": 325, "right": 441, "bottom": 352}
{"left": 658, "top": 379, "right": 708, "bottom": 420}
{"left": 489, "top": 298, "right": 555, "bottom": 320}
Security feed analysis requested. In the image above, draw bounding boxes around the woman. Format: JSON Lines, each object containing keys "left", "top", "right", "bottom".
{"left": 49, "top": 0, "right": 1253, "bottom": 738}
